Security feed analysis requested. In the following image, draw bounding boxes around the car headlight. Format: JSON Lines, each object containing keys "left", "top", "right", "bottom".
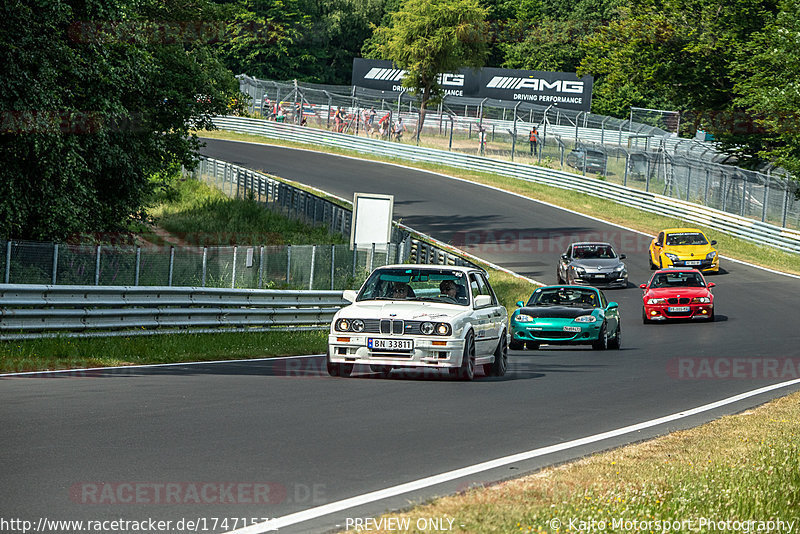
{"left": 351, "top": 319, "right": 365, "bottom": 332}
{"left": 574, "top": 315, "right": 597, "bottom": 323}
{"left": 572, "top": 266, "right": 586, "bottom": 274}
{"left": 614, "top": 264, "right": 625, "bottom": 272}
{"left": 692, "top": 297, "right": 711, "bottom": 303}
{"left": 706, "top": 251, "right": 717, "bottom": 260}
{"left": 664, "top": 253, "right": 679, "bottom": 261}
{"left": 515, "top": 314, "right": 534, "bottom": 323}
{"left": 335, "top": 318, "right": 350, "bottom": 331}
{"left": 420, "top": 322, "right": 435, "bottom": 335}
{"left": 647, "top": 298, "right": 667, "bottom": 305}
{"left": 435, "top": 323, "right": 451, "bottom": 336}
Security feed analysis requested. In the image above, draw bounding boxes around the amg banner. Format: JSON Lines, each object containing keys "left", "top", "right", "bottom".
{"left": 352, "top": 59, "right": 593, "bottom": 112}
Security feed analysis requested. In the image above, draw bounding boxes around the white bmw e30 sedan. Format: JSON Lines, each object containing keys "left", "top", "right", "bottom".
{"left": 327, "top": 264, "right": 509, "bottom": 380}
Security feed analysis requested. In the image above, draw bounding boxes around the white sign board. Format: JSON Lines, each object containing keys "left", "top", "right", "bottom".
{"left": 351, "top": 193, "right": 394, "bottom": 251}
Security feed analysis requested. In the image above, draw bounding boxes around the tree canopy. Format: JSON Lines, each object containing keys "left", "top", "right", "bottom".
{"left": 364, "top": 0, "right": 489, "bottom": 138}
{"left": 0, "top": 0, "right": 241, "bottom": 240}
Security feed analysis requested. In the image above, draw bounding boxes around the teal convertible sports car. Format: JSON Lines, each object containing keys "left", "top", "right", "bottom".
{"left": 510, "top": 285, "right": 621, "bottom": 350}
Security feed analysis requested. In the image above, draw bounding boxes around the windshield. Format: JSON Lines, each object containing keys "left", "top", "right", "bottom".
{"left": 526, "top": 288, "right": 600, "bottom": 308}
{"left": 650, "top": 271, "right": 706, "bottom": 288}
{"left": 357, "top": 268, "right": 469, "bottom": 306}
{"left": 572, "top": 244, "right": 617, "bottom": 260}
{"left": 665, "top": 232, "right": 708, "bottom": 246}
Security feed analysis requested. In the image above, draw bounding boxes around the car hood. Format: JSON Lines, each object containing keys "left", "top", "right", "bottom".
{"left": 644, "top": 287, "right": 711, "bottom": 298}
{"left": 517, "top": 306, "right": 597, "bottom": 319}
{"left": 338, "top": 300, "right": 467, "bottom": 321}
{"left": 662, "top": 244, "right": 715, "bottom": 258}
{"left": 571, "top": 258, "right": 623, "bottom": 270}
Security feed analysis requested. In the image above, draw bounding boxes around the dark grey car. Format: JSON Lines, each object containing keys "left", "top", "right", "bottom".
{"left": 557, "top": 242, "right": 628, "bottom": 288}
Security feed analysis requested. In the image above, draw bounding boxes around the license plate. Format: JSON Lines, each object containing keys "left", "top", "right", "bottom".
{"left": 563, "top": 326, "right": 582, "bottom": 332}
{"left": 368, "top": 338, "right": 413, "bottom": 351}
{"left": 593, "top": 274, "right": 605, "bottom": 279}
{"left": 685, "top": 260, "right": 701, "bottom": 266}
{"left": 668, "top": 306, "right": 690, "bottom": 312}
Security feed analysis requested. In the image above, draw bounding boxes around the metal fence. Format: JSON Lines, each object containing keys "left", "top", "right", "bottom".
{"left": 210, "top": 116, "right": 800, "bottom": 254}
{"left": 0, "top": 155, "right": 478, "bottom": 288}
{"left": 235, "top": 75, "right": 799, "bottom": 231}
{"left": 0, "top": 284, "right": 347, "bottom": 340}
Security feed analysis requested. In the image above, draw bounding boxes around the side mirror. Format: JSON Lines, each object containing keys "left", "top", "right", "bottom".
{"left": 607, "top": 302, "right": 619, "bottom": 310}
{"left": 619, "top": 254, "right": 627, "bottom": 259}
{"left": 711, "top": 240, "right": 717, "bottom": 245}
{"left": 516, "top": 300, "right": 525, "bottom": 307}
{"left": 474, "top": 295, "right": 492, "bottom": 308}
{"left": 639, "top": 284, "right": 647, "bottom": 289}
{"left": 655, "top": 241, "right": 662, "bottom": 247}
{"left": 561, "top": 254, "right": 569, "bottom": 261}
{"left": 342, "top": 290, "right": 358, "bottom": 303}
{"left": 708, "top": 282, "right": 716, "bottom": 288}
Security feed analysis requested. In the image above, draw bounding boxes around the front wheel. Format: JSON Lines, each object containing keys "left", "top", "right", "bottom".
{"left": 608, "top": 324, "right": 621, "bottom": 349}
{"left": 509, "top": 338, "right": 524, "bottom": 351}
{"left": 592, "top": 322, "right": 608, "bottom": 350}
{"left": 450, "top": 331, "right": 475, "bottom": 381}
{"left": 484, "top": 333, "right": 508, "bottom": 377}
{"left": 642, "top": 308, "right": 651, "bottom": 324}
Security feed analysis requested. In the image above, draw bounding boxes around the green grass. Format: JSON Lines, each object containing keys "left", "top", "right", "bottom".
{"left": 198, "top": 129, "right": 800, "bottom": 276}
{"left": 0, "top": 330, "right": 328, "bottom": 373}
{"left": 148, "top": 177, "right": 346, "bottom": 246}
{"left": 344, "top": 391, "right": 800, "bottom": 533}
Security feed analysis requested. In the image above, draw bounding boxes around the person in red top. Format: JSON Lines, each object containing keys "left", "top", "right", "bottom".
{"left": 529, "top": 127, "right": 539, "bottom": 156}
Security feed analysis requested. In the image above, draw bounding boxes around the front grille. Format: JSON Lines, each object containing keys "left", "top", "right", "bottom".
{"left": 364, "top": 319, "right": 426, "bottom": 335}
{"left": 535, "top": 331, "right": 577, "bottom": 340}
{"left": 667, "top": 298, "right": 691, "bottom": 305}
{"left": 665, "top": 309, "right": 692, "bottom": 316}
{"left": 369, "top": 351, "right": 413, "bottom": 358}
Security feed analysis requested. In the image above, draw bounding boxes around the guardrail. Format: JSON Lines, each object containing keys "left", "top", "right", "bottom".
{"left": 211, "top": 116, "right": 800, "bottom": 254}
{"left": 192, "top": 156, "right": 480, "bottom": 269}
{"left": 0, "top": 285, "right": 347, "bottom": 340}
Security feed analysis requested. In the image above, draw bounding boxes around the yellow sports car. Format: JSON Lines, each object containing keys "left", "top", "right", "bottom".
{"left": 648, "top": 228, "right": 719, "bottom": 272}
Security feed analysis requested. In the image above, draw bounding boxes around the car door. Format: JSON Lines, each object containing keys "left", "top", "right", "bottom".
{"left": 651, "top": 231, "right": 665, "bottom": 265}
{"left": 599, "top": 290, "right": 619, "bottom": 332}
{"left": 469, "top": 272, "right": 500, "bottom": 356}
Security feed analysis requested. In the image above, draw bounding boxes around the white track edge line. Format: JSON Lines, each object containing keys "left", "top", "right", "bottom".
{"left": 225, "top": 378, "right": 800, "bottom": 534}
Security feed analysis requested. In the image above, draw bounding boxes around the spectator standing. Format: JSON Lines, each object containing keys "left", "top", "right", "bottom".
{"left": 529, "top": 127, "right": 539, "bottom": 156}
{"left": 393, "top": 117, "right": 406, "bottom": 141}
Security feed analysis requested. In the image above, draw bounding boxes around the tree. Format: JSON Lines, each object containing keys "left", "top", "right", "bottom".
{"left": 0, "top": 0, "right": 241, "bottom": 241}
{"left": 365, "top": 0, "right": 489, "bottom": 140}
{"left": 217, "top": 0, "right": 311, "bottom": 81}
{"left": 580, "top": 0, "right": 778, "bottom": 121}
{"left": 734, "top": 0, "right": 800, "bottom": 177}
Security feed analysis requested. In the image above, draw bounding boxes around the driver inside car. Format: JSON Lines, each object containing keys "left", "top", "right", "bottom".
{"left": 439, "top": 280, "right": 457, "bottom": 299}
{"left": 390, "top": 282, "right": 415, "bottom": 299}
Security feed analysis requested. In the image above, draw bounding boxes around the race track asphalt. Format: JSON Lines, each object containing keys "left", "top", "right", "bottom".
{"left": 1, "top": 138, "right": 798, "bottom": 533}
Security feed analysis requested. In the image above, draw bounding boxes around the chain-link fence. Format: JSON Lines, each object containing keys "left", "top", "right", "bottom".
{"left": 2, "top": 240, "right": 404, "bottom": 290}
{"left": 2, "top": 154, "right": 481, "bottom": 287}
{"left": 235, "top": 75, "right": 800, "bottom": 230}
